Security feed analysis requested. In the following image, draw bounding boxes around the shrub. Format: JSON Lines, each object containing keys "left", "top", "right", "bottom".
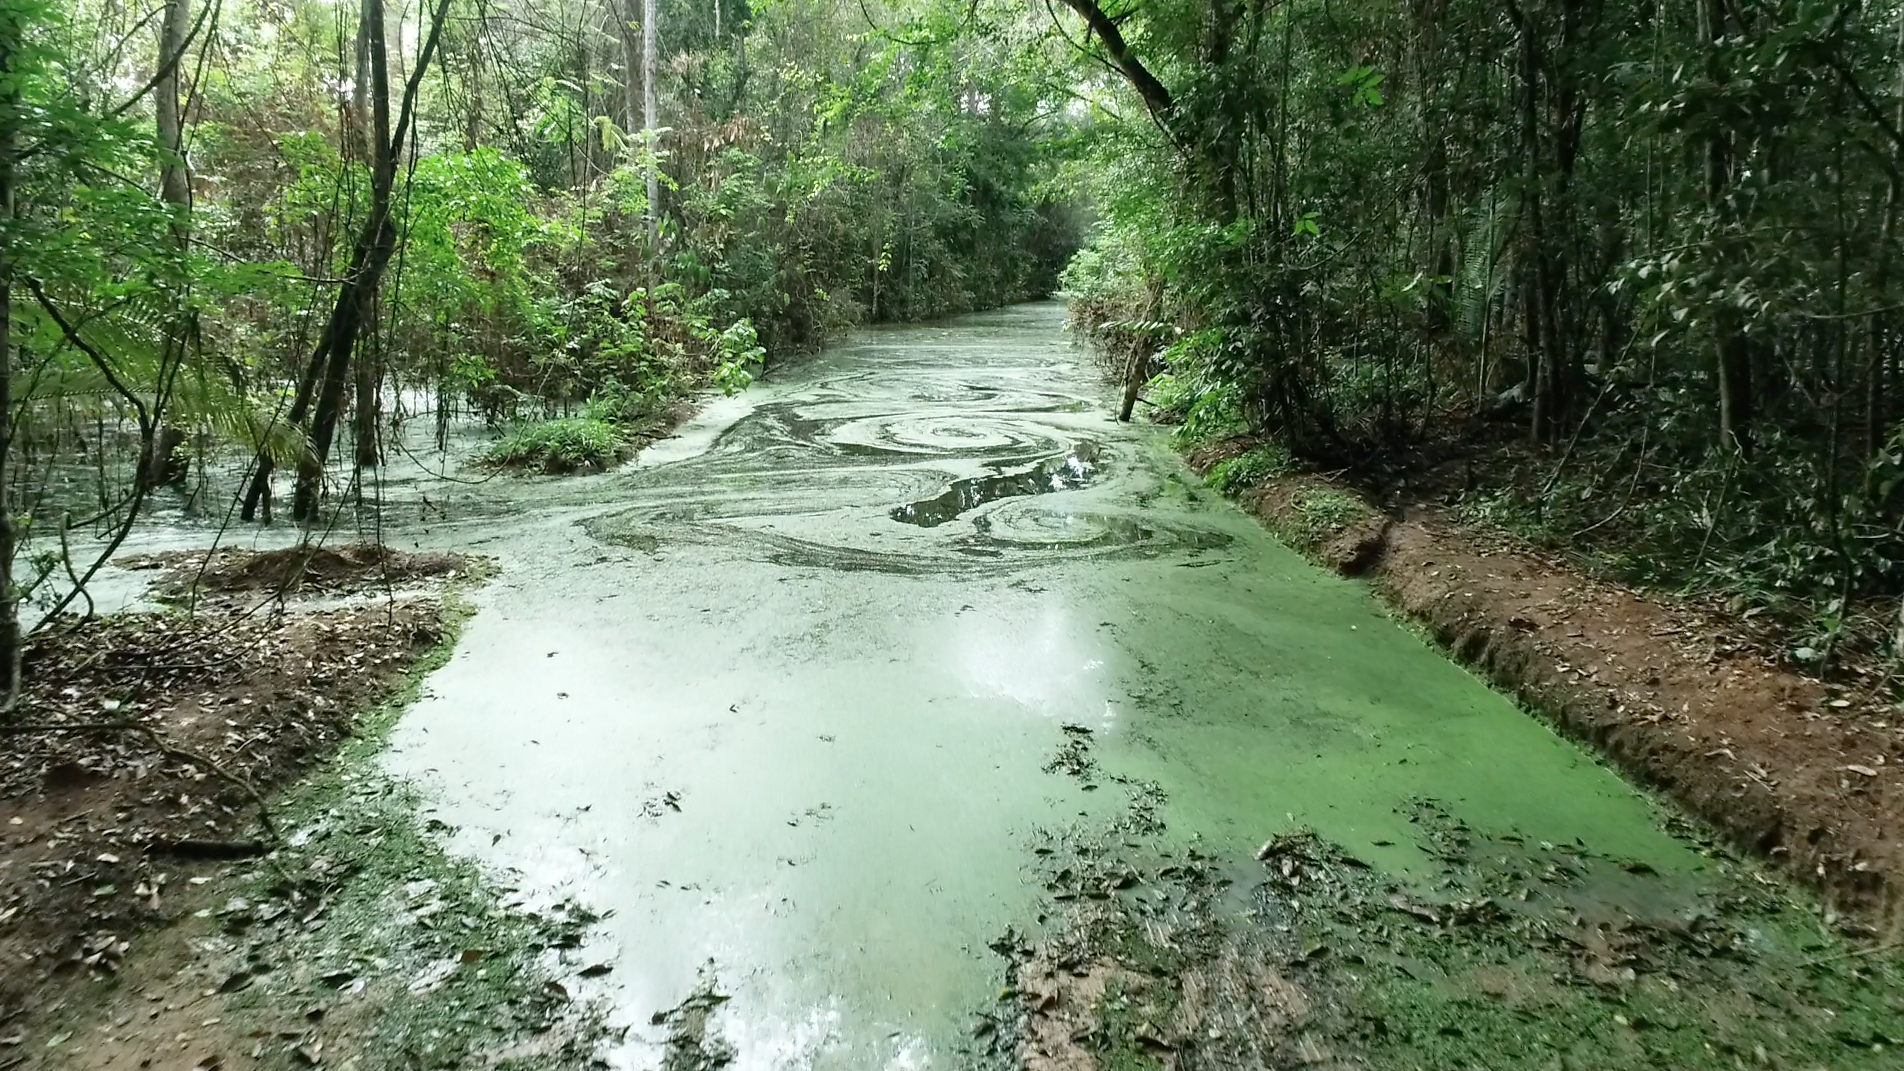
{"left": 484, "top": 418, "right": 625, "bottom": 473}
{"left": 1289, "top": 488, "right": 1368, "bottom": 546}
{"left": 1206, "top": 445, "right": 1292, "bottom": 496}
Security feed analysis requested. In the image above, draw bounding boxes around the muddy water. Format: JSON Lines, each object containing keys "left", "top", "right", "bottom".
{"left": 373, "top": 303, "right": 1708, "bottom": 1069}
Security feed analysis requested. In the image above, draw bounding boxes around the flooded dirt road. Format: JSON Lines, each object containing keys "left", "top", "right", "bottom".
{"left": 339, "top": 301, "right": 1845, "bottom": 1069}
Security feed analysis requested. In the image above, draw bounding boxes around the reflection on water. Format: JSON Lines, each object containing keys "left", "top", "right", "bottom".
{"left": 889, "top": 441, "right": 1100, "bottom": 528}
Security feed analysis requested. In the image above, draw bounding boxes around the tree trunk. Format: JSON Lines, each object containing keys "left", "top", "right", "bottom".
{"left": 0, "top": 9, "right": 19, "bottom": 710}
{"left": 642, "top": 0, "right": 660, "bottom": 240}
{"left": 1519, "top": 13, "right": 1559, "bottom": 443}
{"left": 1699, "top": 0, "right": 1752, "bottom": 455}
{"left": 156, "top": 0, "right": 191, "bottom": 217}
{"left": 353, "top": 297, "right": 382, "bottom": 469}
{"left": 296, "top": 0, "right": 394, "bottom": 520}
{"left": 620, "top": 0, "right": 642, "bottom": 135}
{"left": 241, "top": 0, "right": 450, "bottom": 523}
{"left": 1119, "top": 347, "right": 1144, "bottom": 422}
{"left": 147, "top": 0, "right": 193, "bottom": 493}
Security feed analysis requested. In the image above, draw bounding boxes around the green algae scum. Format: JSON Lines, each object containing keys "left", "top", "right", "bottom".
{"left": 350, "top": 303, "right": 1902, "bottom": 1069}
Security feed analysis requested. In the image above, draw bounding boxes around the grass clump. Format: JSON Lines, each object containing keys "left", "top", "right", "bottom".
{"left": 1288, "top": 486, "right": 1367, "bottom": 545}
{"left": 485, "top": 416, "right": 625, "bottom": 473}
{"left": 1205, "top": 444, "right": 1291, "bottom": 496}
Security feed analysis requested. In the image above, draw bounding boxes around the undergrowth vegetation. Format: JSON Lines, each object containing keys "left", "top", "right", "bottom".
{"left": 1203, "top": 445, "right": 1289, "bottom": 497}
{"left": 1046, "top": 0, "right": 1904, "bottom": 672}
{"left": 484, "top": 418, "right": 626, "bottom": 473}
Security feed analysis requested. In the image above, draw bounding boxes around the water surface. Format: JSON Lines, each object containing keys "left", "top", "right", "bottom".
{"left": 367, "top": 303, "right": 1706, "bottom": 1068}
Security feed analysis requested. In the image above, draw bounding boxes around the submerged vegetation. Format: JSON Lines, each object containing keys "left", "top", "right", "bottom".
{"left": 1005, "top": 793, "right": 1904, "bottom": 1071}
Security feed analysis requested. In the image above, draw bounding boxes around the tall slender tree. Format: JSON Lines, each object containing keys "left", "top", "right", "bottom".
{"left": 242, "top": 0, "right": 455, "bottom": 522}
{"left": 0, "top": 0, "right": 19, "bottom": 712}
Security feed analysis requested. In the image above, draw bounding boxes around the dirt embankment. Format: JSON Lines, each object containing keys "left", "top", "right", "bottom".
{"left": 1185, "top": 445, "right": 1904, "bottom": 934}
{"left": 0, "top": 546, "right": 465, "bottom": 1044}
{"left": 116, "top": 544, "right": 469, "bottom": 602}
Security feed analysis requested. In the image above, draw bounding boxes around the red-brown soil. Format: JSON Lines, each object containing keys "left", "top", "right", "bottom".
{"left": 0, "top": 551, "right": 461, "bottom": 1037}
{"left": 114, "top": 543, "right": 468, "bottom": 602}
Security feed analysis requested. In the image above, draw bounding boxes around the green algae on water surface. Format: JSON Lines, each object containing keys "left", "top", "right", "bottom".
{"left": 352, "top": 303, "right": 1902, "bottom": 1067}
{"left": 208, "top": 601, "right": 614, "bottom": 1070}
{"left": 1003, "top": 796, "right": 1904, "bottom": 1071}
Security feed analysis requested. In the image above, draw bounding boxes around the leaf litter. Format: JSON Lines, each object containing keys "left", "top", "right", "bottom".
{"left": 982, "top": 780, "right": 1904, "bottom": 1070}
{"left": 1, "top": 547, "right": 614, "bottom": 1070}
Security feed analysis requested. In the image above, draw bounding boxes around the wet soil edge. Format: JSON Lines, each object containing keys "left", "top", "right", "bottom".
{"left": 1183, "top": 451, "right": 1904, "bottom": 935}
{"left": 7, "top": 573, "right": 610, "bottom": 1068}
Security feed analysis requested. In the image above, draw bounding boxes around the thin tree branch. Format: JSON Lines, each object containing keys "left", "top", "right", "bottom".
{"left": 1050, "top": 0, "right": 1174, "bottom": 122}
{"left": 24, "top": 278, "right": 154, "bottom": 437}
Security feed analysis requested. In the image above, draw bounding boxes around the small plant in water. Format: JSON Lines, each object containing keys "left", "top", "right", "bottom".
{"left": 485, "top": 417, "right": 625, "bottom": 473}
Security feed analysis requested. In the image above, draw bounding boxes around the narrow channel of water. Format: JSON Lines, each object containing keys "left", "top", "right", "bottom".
{"left": 308, "top": 302, "right": 1722, "bottom": 1069}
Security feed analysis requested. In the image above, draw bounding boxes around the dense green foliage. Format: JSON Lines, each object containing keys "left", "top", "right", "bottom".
{"left": 15, "top": 0, "right": 1901, "bottom": 669}
{"left": 0, "top": 0, "right": 1083, "bottom": 685}
{"left": 1048, "top": 0, "right": 1904, "bottom": 658}
{"left": 484, "top": 416, "right": 626, "bottom": 472}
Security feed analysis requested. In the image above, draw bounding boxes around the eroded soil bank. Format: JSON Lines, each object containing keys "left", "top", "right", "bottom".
{"left": 1, "top": 547, "right": 606, "bottom": 1070}
{"left": 1186, "top": 446, "right": 1904, "bottom": 934}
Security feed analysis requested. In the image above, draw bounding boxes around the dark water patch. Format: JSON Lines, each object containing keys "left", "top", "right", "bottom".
{"left": 735, "top": 518, "right": 1232, "bottom": 577}
{"left": 891, "top": 442, "right": 1102, "bottom": 527}
{"left": 586, "top": 494, "right": 1234, "bottom": 575}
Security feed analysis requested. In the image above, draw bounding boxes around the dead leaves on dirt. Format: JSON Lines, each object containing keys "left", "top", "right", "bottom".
{"left": 117, "top": 544, "right": 469, "bottom": 603}
{"left": 1, "top": 574, "right": 452, "bottom": 1025}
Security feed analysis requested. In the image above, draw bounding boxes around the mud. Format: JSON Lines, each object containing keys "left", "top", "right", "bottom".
{"left": 0, "top": 595, "right": 446, "bottom": 1033}
{"left": 2, "top": 568, "right": 616, "bottom": 1071}
{"left": 114, "top": 544, "right": 471, "bottom": 603}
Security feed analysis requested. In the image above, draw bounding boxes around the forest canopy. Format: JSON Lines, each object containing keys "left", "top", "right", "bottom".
{"left": 4, "top": 0, "right": 1904, "bottom": 692}
{"left": 1047, "top": 0, "right": 1904, "bottom": 663}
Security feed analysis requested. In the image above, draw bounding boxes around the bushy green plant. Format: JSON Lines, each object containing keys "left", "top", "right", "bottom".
{"left": 1290, "top": 488, "right": 1367, "bottom": 545}
{"left": 710, "top": 319, "right": 765, "bottom": 395}
{"left": 1206, "top": 445, "right": 1292, "bottom": 496}
{"left": 484, "top": 418, "right": 625, "bottom": 474}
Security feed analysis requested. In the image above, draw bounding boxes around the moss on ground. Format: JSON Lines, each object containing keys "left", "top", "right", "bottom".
{"left": 1002, "top": 786, "right": 1904, "bottom": 1071}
